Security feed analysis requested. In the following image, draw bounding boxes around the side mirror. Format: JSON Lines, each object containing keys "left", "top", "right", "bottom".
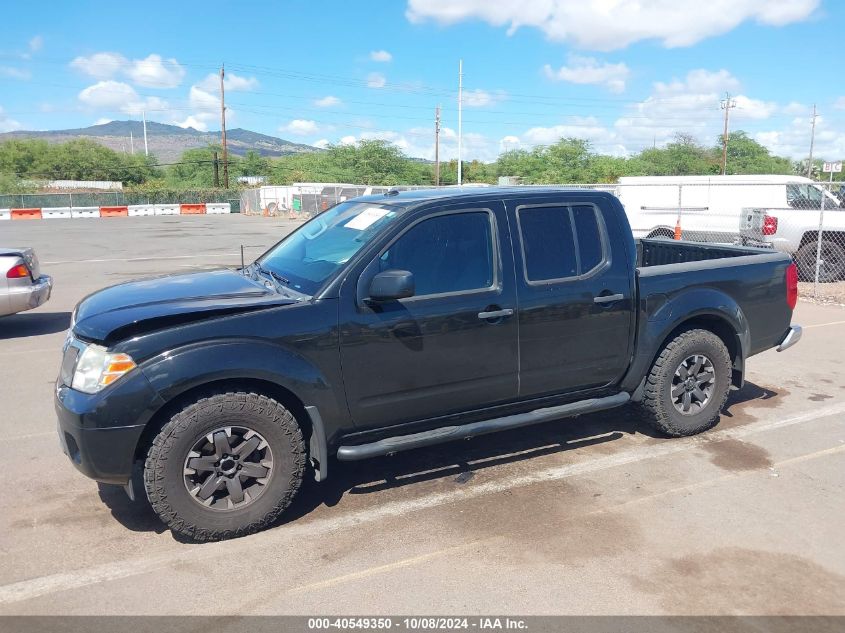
{"left": 368, "top": 269, "right": 415, "bottom": 301}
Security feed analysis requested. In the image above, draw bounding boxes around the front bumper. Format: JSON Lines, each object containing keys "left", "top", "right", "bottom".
{"left": 3, "top": 274, "right": 52, "bottom": 316}
{"left": 54, "top": 369, "right": 166, "bottom": 485}
{"left": 776, "top": 325, "right": 802, "bottom": 352}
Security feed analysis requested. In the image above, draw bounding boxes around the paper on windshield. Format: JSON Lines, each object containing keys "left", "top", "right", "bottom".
{"left": 345, "top": 207, "right": 391, "bottom": 231}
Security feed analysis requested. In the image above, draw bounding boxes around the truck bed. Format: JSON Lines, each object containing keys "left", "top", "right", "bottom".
{"left": 636, "top": 238, "right": 758, "bottom": 267}
{"left": 635, "top": 238, "right": 794, "bottom": 359}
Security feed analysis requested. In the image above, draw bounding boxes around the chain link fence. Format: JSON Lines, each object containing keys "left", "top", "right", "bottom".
{"left": 0, "top": 190, "right": 243, "bottom": 212}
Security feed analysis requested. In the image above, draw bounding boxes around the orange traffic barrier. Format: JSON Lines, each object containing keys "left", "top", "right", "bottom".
{"left": 10, "top": 208, "right": 42, "bottom": 220}
{"left": 99, "top": 206, "right": 129, "bottom": 217}
{"left": 674, "top": 218, "right": 682, "bottom": 240}
{"left": 180, "top": 203, "right": 206, "bottom": 215}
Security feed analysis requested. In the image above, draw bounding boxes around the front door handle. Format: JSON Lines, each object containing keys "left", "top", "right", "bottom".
{"left": 594, "top": 293, "right": 624, "bottom": 304}
{"left": 478, "top": 308, "right": 514, "bottom": 320}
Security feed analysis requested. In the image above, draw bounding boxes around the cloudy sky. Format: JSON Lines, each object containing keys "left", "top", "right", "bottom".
{"left": 0, "top": 0, "right": 842, "bottom": 162}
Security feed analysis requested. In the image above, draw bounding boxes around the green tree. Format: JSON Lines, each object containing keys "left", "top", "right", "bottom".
{"left": 718, "top": 131, "right": 793, "bottom": 175}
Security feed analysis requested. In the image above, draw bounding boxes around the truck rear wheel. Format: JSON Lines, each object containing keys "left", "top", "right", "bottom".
{"left": 638, "top": 329, "right": 732, "bottom": 437}
{"left": 143, "top": 391, "right": 305, "bottom": 541}
{"left": 796, "top": 240, "right": 845, "bottom": 283}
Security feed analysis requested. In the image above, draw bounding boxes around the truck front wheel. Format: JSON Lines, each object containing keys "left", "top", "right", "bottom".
{"left": 143, "top": 391, "right": 306, "bottom": 541}
{"left": 638, "top": 329, "right": 732, "bottom": 437}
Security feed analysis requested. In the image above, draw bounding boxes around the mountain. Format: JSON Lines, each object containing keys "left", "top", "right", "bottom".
{"left": 0, "top": 120, "right": 318, "bottom": 163}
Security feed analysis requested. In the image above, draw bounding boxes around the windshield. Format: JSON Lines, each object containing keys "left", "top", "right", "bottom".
{"left": 257, "top": 201, "right": 401, "bottom": 295}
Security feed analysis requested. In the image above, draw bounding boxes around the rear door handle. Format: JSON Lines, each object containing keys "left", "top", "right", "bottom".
{"left": 594, "top": 293, "right": 624, "bottom": 304}
{"left": 478, "top": 308, "right": 514, "bottom": 320}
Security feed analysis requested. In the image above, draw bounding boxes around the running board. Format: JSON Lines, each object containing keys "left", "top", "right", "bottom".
{"left": 336, "top": 392, "right": 630, "bottom": 461}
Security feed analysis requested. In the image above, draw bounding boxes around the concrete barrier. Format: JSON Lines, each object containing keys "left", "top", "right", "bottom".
{"left": 70, "top": 207, "right": 100, "bottom": 218}
{"left": 206, "top": 203, "right": 231, "bottom": 215}
{"left": 128, "top": 204, "right": 156, "bottom": 217}
{"left": 42, "top": 207, "right": 73, "bottom": 219}
{"left": 0, "top": 209, "right": 10, "bottom": 221}
{"left": 11, "top": 208, "right": 42, "bottom": 220}
{"left": 154, "top": 204, "right": 180, "bottom": 216}
{"left": 180, "top": 203, "right": 206, "bottom": 215}
{"left": 100, "top": 206, "right": 129, "bottom": 218}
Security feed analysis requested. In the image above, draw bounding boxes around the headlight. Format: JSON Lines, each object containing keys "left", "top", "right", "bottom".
{"left": 71, "top": 343, "right": 137, "bottom": 394}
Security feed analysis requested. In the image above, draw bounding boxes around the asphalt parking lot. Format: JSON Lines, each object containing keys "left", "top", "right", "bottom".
{"left": 1, "top": 214, "right": 844, "bottom": 615}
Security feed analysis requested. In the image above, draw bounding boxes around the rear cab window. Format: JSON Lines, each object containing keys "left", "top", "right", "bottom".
{"left": 516, "top": 203, "right": 608, "bottom": 283}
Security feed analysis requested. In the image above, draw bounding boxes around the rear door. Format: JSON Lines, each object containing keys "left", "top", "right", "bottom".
{"left": 506, "top": 195, "right": 635, "bottom": 398}
{"left": 339, "top": 201, "right": 519, "bottom": 430}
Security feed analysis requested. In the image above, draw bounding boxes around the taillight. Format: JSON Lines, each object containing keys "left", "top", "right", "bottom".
{"left": 763, "top": 215, "right": 778, "bottom": 236}
{"left": 786, "top": 263, "right": 798, "bottom": 310}
{"left": 6, "top": 263, "right": 30, "bottom": 279}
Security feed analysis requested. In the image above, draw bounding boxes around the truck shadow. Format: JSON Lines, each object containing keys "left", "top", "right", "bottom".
{"left": 0, "top": 311, "right": 71, "bottom": 339}
{"left": 96, "top": 380, "right": 781, "bottom": 539}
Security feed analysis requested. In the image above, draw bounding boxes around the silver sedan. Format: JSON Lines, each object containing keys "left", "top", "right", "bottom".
{"left": 0, "top": 247, "right": 52, "bottom": 317}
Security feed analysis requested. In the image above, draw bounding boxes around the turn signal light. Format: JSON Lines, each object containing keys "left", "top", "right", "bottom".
{"left": 762, "top": 215, "right": 778, "bottom": 236}
{"left": 100, "top": 354, "right": 137, "bottom": 386}
{"left": 6, "top": 264, "right": 30, "bottom": 279}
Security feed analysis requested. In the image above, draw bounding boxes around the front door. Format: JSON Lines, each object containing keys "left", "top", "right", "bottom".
{"left": 339, "top": 202, "right": 519, "bottom": 430}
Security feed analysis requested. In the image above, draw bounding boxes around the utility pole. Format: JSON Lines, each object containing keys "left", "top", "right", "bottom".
{"left": 220, "top": 64, "right": 229, "bottom": 189}
{"left": 457, "top": 59, "right": 463, "bottom": 186}
{"left": 720, "top": 92, "right": 737, "bottom": 175}
{"left": 434, "top": 105, "right": 441, "bottom": 186}
{"left": 142, "top": 110, "right": 149, "bottom": 156}
{"left": 807, "top": 104, "right": 818, "bottom": 178}
{"left": 130, "top": 131, "right": 134, "bottom": 155}
{"left": 213, "top": 151, "right": 220, "bottom": 188}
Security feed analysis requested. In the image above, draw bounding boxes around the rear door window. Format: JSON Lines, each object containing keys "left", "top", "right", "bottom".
{"left": 517, "top": 204, "right": 606, "bottom": 282}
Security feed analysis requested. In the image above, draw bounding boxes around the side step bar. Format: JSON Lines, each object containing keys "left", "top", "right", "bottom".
{"left": 336, "top": 392, "right": 630, "bottom": 461}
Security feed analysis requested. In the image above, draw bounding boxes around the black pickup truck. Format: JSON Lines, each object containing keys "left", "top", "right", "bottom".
{"left": 56, "top": 188, "right": 801, "bottom": 540}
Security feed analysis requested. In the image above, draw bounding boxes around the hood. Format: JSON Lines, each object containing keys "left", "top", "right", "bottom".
{"left": 73, "top": 269, "right": 299, "bottom": 344}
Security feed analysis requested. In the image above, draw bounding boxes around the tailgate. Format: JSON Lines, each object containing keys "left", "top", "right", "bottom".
{"left": 739, "top": 208, "right": 770, "bottom": 243}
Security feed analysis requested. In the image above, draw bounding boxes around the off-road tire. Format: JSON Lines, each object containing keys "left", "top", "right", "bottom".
{"left": 144, "top": 392, "right": 305, "bottom": 541}
{"left": 637, "top": 329, "right": 732, "bottom": 437}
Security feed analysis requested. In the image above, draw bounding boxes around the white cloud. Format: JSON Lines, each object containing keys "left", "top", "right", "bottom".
{"left": 0, "top": 66, "right": 31, "bottom": 80}
{"left": 755, "top": 116, "right": 845, "bottom": 161}
{"left": 94, "top": 118, "right": 113, "bottom": 126}
{"left": 196, "top": 71, "right": 259, "bottom": 93}
{"left": 70, "top": 52, "right": 127, "bottom": 80}
{"left": 70, "top": 52, "right": 186, "bottom": 88}
{"left": 314, "top": 95, "right": 342, "bottom": 107}
{"left": 783, "top": 101, "right": 809, "bottom": 115}
{"left": 77, "top": 80, "right": 169, "bottom": 116}
{"left": 835, "top": 97, "right": 845, "bottom": 110}
{"left": 462, "top": 88, "right": 506, "bottom": 107}
{"left": 28, "top": 35, "right": 43, "bottom": 52}
{"left": 543, "top": 55, "right": 629, "bottom": 93}
{"left": 0, "top": 106, "right": 22, "bottom": 133}
{"left": 406, "top": 0, "right": 819, "bottom": 51}
{"left": 733, "top": 95, "right": 777, "bottom": 120}
{"left": 125, "top": 54, "right": 185, "bottom": 88}
{"left": 281, "top": 119, "right": 320, "bottom": 136}
{"left": 339, "top": 135, "right": 357, "bottom": 145}
{"left": 313, "top": 139, "right": 330, "bottom": 149}
{"left": 367, "top": 72, "right": 387, "bottom": 88}
{"left": 175, "top": 115, "right": 211, "bottom": 131}
{"left": 499, "top": 135, "right": 521, "bottom": 152}
{"left": 369, "top": 50, "right": 393, "bottom": 62}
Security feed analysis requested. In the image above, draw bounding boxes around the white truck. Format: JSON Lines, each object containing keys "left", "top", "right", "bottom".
{"left": 614, "top": 175, "right": 835, "bottom": 245}
{"left": 739, "top": 184, "right": 845, "bottom": 282}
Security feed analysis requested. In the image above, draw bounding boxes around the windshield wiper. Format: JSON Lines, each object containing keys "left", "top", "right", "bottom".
{"left": 253, "top": 262, "right": 293, "bottom": 295}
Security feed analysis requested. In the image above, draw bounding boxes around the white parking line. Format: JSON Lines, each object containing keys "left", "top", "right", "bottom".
{"left": 803, "top": 320, "right": 845, "bottom": 329}
{"left": 1, "top": 401, "right": 844, "bottom": 606}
